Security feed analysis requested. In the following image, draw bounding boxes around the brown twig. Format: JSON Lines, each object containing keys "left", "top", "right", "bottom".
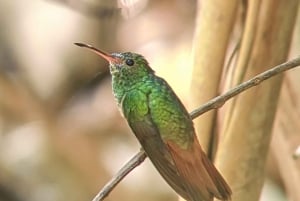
{"left": 92, "top": 151, "right": 147, "bottom": 201}
{"left": 190, "top": 56, "right": 300, "bottom": 118}
{"left": 92, "top": 56, "right": 300, "bottom": 201}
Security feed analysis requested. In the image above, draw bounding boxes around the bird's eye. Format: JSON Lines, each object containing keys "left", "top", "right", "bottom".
{"left": 125, "top": 59, "right": 134, "bottom": 66}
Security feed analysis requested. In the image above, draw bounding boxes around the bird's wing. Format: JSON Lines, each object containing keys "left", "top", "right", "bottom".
{"left": 121, "top": 90, "right": 191, "bottom": 200}
{"left": 129, "top": 120, "right": 193, "bottom": 200}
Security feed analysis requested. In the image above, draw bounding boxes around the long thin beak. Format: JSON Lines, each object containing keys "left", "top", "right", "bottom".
{"left": 74, "top": 43, "right": 121, "bottom": 64}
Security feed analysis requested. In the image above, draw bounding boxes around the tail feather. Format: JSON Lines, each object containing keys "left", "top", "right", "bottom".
{"left": 201, "top": 150, "right": 232, "bottom": 200}
{"left": 166, "top": 138, "right": 232, "bottom": 201}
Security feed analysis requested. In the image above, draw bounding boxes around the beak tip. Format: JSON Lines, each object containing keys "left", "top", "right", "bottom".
{"left": 74, "top": 42, "right": 82, "bottom": 46}
{"left": 74, "top": 42, "right": 115, "bottom": 63}
{"left": 74, "top": 42, "right": 91, "bottom": 48}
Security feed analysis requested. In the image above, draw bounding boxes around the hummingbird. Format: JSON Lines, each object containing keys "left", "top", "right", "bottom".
{"left": 75, "top": 43, "right": 232, "bottom": 201}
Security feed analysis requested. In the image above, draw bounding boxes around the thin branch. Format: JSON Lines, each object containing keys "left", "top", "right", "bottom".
{"left": 92, "top": 151, "right": 147, "bottom": 201}
{"left": 190, "top": 56, "right": 300, "bottom": 118}
{"left": 93, "top": 56, "right": 300, "bottom": 201}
